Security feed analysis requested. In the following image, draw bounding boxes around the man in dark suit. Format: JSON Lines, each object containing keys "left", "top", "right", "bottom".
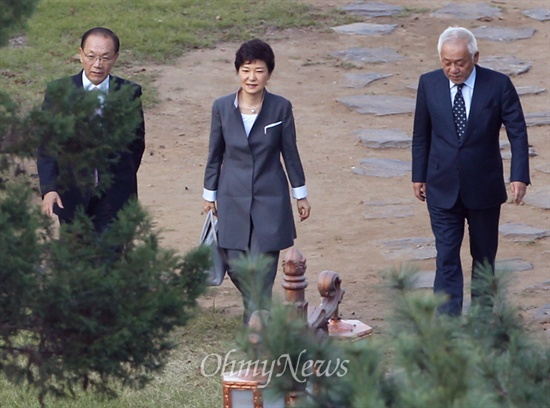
{"left": 412, "top": 27, "right": 530, "bottom": 316}
{"left": 37, "top": 27, "right": 145, "bottom": 234}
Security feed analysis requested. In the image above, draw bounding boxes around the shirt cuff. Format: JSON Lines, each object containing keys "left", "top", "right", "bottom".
{"left": 203, "top": 188, "right": 217, "bottom": 202}
{"left": 292, "top": 185, "right": 307, "bottom": 200}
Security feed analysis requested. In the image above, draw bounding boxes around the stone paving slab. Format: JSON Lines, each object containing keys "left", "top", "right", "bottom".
{"left": 407, "top": 84, "right": 545, "bottom": 95}
{"left": 500, "top": 140, "right": 537, "bottom": 159}
{"left": 431, "top": 3, "right": 501, "bottom": 20}
{"left": 376, "top": 237, "right": 436, "bottom": 260}
{"left": 332, "top": 22, "right": 397, "bottom": 36}
{"left": 516, "top": 86, "right": 546, "bottom": 96}
{"left": 344, "top": 72, "right": 392, "bottom": 88}
{"left": 523, "top": 8, "right": 550, "bottom": 21}
{"left": 412, "top": 258, "right": 534, "bottom": 289}
{"left": 352, "top": 157, "right": 410, "bottom": 177}
{"left": 500, "top": 150, "right": 527, "bottom": 160}
{"left": 355, "top": 128, "right": 411, "bottom": 149}
{"left": 499, "top": 222, "right": 550, "bottom": 242}
{"left": 481, "top": 56, "right": 532, "bottom": 76}
{"left": 341, "top": 1, "right": 403, "bottom": 17}
{"left": 411, "top": 271, "right": 435, "bottom": 289}
{"left": 331, "top": 46, "right": 404, "bottom": 64}
{"left": 525, "top": 112, "right": 550, "bottom": 126}
{"left": 471, "top": 26, "right": 536, "bottom": 41}
{"left": 496, "top": 258, "right": 534, "bottom": 272}
{"left": 535, "top": 164, "right": 550, "bottom": 174}
{"left": 364, "top": 200, "right": 413, "bottom": 219}
{"left": 526, "top": 280, "right": 550, "bottom": 292}
{"left": 338, "top": 94, "right": 415, "bottom": 115}
{"left": 523, "top": 186, "right": 550, "bottom": 210}
{"left": 529, "top": 304, "right": 550, "bottom": 322}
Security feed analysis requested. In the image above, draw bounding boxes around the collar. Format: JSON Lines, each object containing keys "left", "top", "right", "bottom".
{"left": 448, "top": 66, "right": 476, "bottom": 90}
{"left": 82, "top": 71, "right": 110, "bottom": 92}
{"left": 233, "top": 90, "right": 239, "bottom": 109}
{"left": 233, "top": 88, "right": 268, "bottom": 108}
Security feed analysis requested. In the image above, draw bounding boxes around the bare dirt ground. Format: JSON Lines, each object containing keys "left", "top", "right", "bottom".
{"left": 138, "top": 0, "right": 550, "bottom": 336}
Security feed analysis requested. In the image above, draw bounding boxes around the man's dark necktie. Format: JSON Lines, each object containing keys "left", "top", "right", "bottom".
{"left": 453, "top": 83, "right": 467, "bottom": 143}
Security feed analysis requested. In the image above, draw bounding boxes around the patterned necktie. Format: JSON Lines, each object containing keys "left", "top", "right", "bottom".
{"left": 453, "top": 84, "right": 467, "bottom": 143}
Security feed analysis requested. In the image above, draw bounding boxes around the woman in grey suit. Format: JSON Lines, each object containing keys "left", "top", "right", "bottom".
{"left": 202, "top": 39, "right": 311, "bottom": 322}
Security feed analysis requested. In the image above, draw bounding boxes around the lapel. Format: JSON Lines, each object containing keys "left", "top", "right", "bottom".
{"left": 231, "top": 90, "right": 271, "bottom": 148}
{"left": 231, "top": 93, "right": 249, "bottom": 144}
{"left": 227, "top": 92, "right": 254, "bottom": 154}
{"left": 434, "top": 71, "right": 456, "bottom": 136}
{"left": 109, "top": 75, "right": 123, "bottom": 93}
{"left": 72, "top": 71, "right": 84, "bottom": 88}
{"left": 247, "top": 90, "right": 269, "bottom": 140}
{"left": 465, "top": 66, "right": 489, "bottom": 142}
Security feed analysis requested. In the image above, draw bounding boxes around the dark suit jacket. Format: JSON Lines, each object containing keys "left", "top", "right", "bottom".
{"left": 412, "top": 65, "right": 530, "bottom": 209}
{"left": 37, "top": 71, "right": 145, "bottom": 222}
{"left": 204, "top": 91, "right": 306, "bottom": 252}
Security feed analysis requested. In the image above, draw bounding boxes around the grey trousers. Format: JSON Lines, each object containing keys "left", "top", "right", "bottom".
{"left": 224, "top": 225, "right": 280, "bottom": 323}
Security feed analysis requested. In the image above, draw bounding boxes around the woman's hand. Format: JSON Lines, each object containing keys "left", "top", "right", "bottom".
{"left": 202, "top": 200, "right": 217, "bottom": 216}
{"left": 297, "top": 198, "right": 311, "bottom": 222}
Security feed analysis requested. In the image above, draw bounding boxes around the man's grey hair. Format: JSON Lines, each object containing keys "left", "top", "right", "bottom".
{"left": 437, "top": 27, "right": 478, "bottom": 60}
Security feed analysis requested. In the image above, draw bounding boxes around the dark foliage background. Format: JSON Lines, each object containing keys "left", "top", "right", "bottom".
{"left": 0, "top": 4, "right": 210, "bottom": 406}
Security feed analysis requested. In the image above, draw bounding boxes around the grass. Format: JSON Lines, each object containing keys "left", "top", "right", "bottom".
{"left": 398, "top": 7, "right": 432, "bottom": 17}
{"left": 0, "top": 0, "right": 355, "bottom": 109}
{"left": 0, "top": 306, "right": 243, "bottom": 407}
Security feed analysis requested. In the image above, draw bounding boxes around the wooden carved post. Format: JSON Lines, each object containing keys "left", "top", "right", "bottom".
{"left": 282, "top": 247, "right": 308, "bottom": 321}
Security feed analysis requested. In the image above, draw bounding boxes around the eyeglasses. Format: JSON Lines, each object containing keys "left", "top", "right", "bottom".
{"left": 83, "top": 54, "right": 115, "bottom": 63}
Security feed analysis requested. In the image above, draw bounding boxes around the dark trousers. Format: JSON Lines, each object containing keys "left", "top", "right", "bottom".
{"left": 428, "top": 196, "right": 501, "bottom": 316}
{"left": 86, "top": 193, "right": 114, "bottom": 234}
{"left": 224, "top": 224, "right": 280, "bottom": 324}
{"left": 59, "top": 193, "right": 114, "bottom": 234}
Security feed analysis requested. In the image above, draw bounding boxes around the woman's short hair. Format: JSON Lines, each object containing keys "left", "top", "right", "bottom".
{"left": 234, "top": 39, "right": 275, "bottom": 73}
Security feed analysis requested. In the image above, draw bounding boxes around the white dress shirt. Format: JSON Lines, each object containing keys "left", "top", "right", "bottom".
{"left": 449, "top": 67, "right": 476, "bottom": 119}
{"left": 83, "top": 72, "right": 110, "bottom": 187}
{"left": 82, "top": 71, "right": 110, "bottom": 93}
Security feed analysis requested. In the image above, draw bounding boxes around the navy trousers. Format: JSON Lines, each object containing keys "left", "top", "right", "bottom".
{"left": 428, "top": 196, "right": 501, "bottom": 316}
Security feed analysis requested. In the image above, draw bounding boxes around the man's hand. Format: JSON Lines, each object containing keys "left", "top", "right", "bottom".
{"left": 42, "top": 191, "right": 63, "bottom": 216}
{"left": 510, "top": 181, "right": 527, "bottom": 205}
{"left": 413, "top": 182, "right": 427, "bottom": 202}
{"left": 297, "top": 198, "right": 311, "bottom": 222}
{"left": 202, "top": 200, "right": 217, "bottom": 216}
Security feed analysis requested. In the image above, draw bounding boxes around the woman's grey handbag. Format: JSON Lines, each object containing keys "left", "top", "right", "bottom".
{"left": 199, "top": 210, "right": 226, "bottom": 286}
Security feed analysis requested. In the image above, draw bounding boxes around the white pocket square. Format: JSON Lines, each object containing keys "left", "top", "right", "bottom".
{"left": 264, "top": 121, "right": 282, "bottom": 134}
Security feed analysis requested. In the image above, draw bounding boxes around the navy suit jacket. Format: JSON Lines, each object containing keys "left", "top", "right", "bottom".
{"left": 204, "top": 91, "right": 306, "bottom": 252}
{"left": 37, "top": 71, "right": 145, "bottom": 222}
{"left": 412, "top": 65, "right": 530, "bottom": 209}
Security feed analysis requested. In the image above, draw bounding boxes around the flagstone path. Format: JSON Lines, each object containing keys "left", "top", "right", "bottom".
{"left": 140, "top": 0, "right": 550, "bottom": 335}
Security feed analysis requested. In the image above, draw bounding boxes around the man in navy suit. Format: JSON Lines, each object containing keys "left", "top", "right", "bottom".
{"left": 37, "top": 27, "right": 145, "bottom": 234}
{"left": 412, "top": 27, "right": 530, "bottom": 316}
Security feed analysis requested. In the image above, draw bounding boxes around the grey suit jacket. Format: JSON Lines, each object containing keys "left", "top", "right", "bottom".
{"left": 204, "top": 91, "right": 306, "bottom": 252}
